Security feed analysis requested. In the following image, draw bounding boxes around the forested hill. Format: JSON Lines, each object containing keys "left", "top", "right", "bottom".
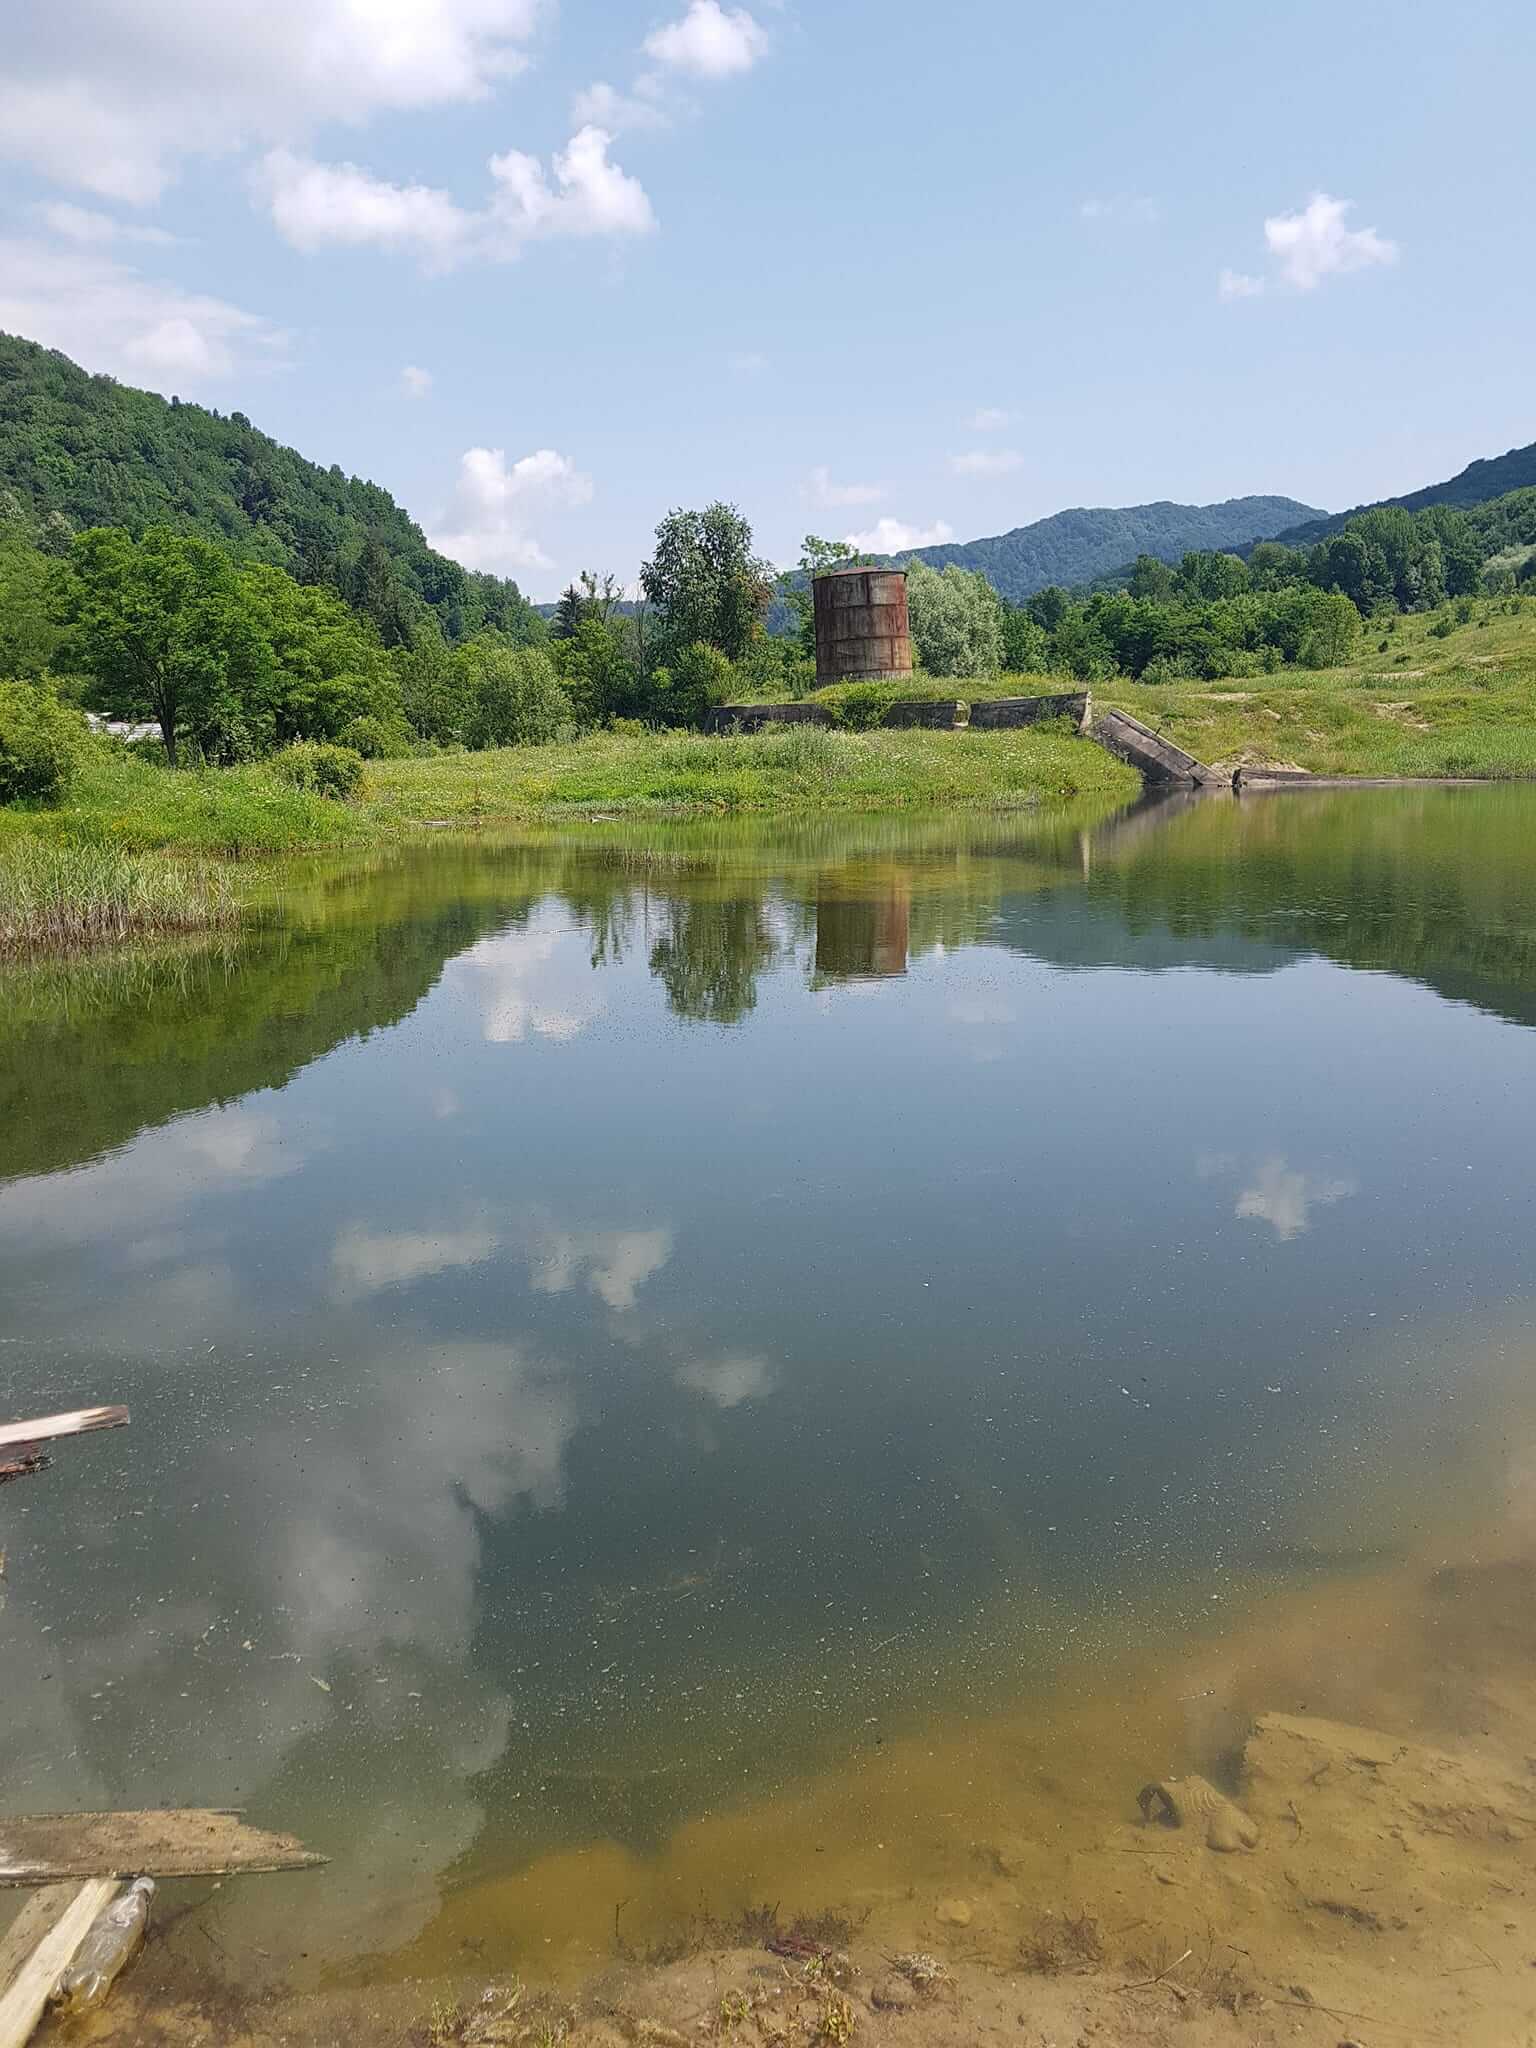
{"left": 899, "top": 496, "right": 1324, "bottom": 601}
{"left": 1272, "top": 440, "right": 1536, "bottom": 549}
{"left": 0, "top": 333, "right": 537, "bottom": 645}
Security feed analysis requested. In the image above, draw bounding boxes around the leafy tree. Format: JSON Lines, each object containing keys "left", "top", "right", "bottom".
{"left": 1128, "top": 554, "right": 1177, "bottom": 601}
{"left": 1026, "top": 584, "right": 1072, "bottom": 633}
{"left": 395, "top": 624, "right": 467, "bottom": 745}
{"left": 551, "top": 617, "right": 639, "bottom": 726}
{"left": 0, "top": 537, "right": 64, "bottom": 679}
{"left": 552, "top": 584, "right": 585, "bottom": 640}
{"left": 999, "top": 602, "right": 1049, "bottom": 672}
{"left": 1308, "top": 530, "right": 1392, "bottom": 614}
{"left": 1247, "top": 541, "right": 1305, "bottom": 591}
{"left": 641, "top": 503, "right": 773, "bottom": 661}
{"left": 1176, "top": 550, "right": 1249, "bottom": 601}
{"left": 236, "top": 562, "right": 402, "bottom": 747}
{"left": 904, "top": 558, "right": 1002, "bottom": 677}
{"left": 1297, "top": 592, "right": 1361, "bottom": 668}
{"left": 461, "top": 642, "right": 571, "bottom": 748}
{"left": 60, "top": 526, "right": 265, "bottom": 766}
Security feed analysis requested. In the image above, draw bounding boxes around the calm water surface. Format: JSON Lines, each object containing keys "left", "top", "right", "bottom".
{"left": 3, "top": 787, "right": 1536, "bottom": 1986}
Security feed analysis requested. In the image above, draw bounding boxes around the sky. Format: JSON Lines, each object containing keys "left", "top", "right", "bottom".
{"left": 1, "top": 1, "right": 1532, "bottom": 601}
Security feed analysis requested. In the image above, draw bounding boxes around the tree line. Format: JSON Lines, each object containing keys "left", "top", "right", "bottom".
{"left": 3, "top": 481, "right": 1535, "bottom": 804}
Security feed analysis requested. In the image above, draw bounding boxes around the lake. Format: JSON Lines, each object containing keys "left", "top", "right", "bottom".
{"left": 4, "top": 786, "right": 1536, "bottom": 2036}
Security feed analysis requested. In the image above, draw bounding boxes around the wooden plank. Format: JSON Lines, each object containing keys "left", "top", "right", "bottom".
{"left": 0, "top": 1878, "right": 117, "bottom": 2048}
{"left": 0, "top": 1408, "right": 129, "bottom": 1452}
{"left": 0, "top": 1811, "right": 325, "bottom": 1885}
{"left": 0, "top": 1890, "right": 78, "bottom": 1989}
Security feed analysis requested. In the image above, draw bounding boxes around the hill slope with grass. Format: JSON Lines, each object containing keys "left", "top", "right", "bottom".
{"left": 0, "top": 331, "right": 539, "bottom": 645}
{"left": 896, "top": 496, "right": 1325, "bottom": 600}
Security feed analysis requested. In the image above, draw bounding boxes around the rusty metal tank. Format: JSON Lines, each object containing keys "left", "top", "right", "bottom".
{"left": 812, "top": 566, "right": 913, "bottom": 685}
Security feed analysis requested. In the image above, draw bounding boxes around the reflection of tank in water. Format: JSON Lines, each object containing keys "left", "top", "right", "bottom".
{"left": 812, "top": 873, "right": 912, "bottom": 983}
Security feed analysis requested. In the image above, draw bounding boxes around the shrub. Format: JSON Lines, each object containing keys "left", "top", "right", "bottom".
{"left": 656, "top": 641, "right": 735, "bottom": 728}
{"left": 1428, "top": 612, "right": 1456, "bottom": 639}
{"left": 823, "top": 680, "right": 898, "bottom": 728}
{"left": 337, "top": 713, "right": 413, "bottom": 759}
{"left": 0, "top": 679, "right": 83, "bottom": 805}
{"left": 463, "top": 645, "right": 571, "bottom": 748}
{"left": 268, "top": 740, "right": 364, "bottom": 799}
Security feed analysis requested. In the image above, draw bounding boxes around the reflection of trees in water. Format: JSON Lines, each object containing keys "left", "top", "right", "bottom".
{"left": 8, "top": 794, "right": 1535, "bottom": 1187}
{"left": 648, "top": 897, "right": 780, "bottom": 1024}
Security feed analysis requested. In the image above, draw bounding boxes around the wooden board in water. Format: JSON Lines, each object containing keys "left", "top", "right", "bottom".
{"left": 0, "top": 1811, "right": 325, "bottom": 1884}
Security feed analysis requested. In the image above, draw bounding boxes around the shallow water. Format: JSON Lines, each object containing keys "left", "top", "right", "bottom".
{"left": 4, "top": 787, "right": 1536, "bottom": 2016}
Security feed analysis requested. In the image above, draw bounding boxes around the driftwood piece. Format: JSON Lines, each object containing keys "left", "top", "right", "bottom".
{"left": 0, "top": 1811, "right": 325, "bottom": 1885}
{"left": 0, "top": 1878, "right": 118, "bottom": 2048}
{"left": 0, "top": 1407, "right": 129, "bottom": 1452}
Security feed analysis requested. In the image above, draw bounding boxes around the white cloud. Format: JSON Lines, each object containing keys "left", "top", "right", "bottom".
{"left": 38, "top": 201, "right": 175, "bottom": 247}
{"left": 643, "top": 0, "right": 768, "bottom": 78}
{"left": 1221, "top": 194, "right": 1398, "bottom": 301}
{"left": 401, "top": 363, "right": 433, "bottom": 398}
{"left": 674, "top": 1355, "right": 775, "bottom": 1409}
{"left": 571, "top": 79, "right": 669, "bottom": 134}
{"left": 429, "top": 445, "right": 593, "bottom": 576}
{"left": 949, "top": 449, "right": 1024, "bottom": 477}
{"left": 728, "top": 349, "right": 769, "bottom": 374}
{"left": 844, "top": 516, "right": 956, "bottom": 554}
{"left": 257, "top": 150, "right": 471, "bottom": 262}
{"left": 810, "top": 465, "right": 884, "bottom": 508}
{"left": 1263, "top": 192, "right": 1398, "bottom": 291}
{"left": 258, "top": 128, "right": 655, "bottom": 268}
{"left": 969, "top": 407, "right": 1013, "bottom": 432}
{"left": 0, "top": 236, "right": 287, "bottom": 394}
{"left": 0, "top": 0, "right": 542, "bottom": 204}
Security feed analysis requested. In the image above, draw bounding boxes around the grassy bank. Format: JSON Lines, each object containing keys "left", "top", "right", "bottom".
{"left": 362, "top": 720, "right": 1137, "bottom": 826}
{"left": 1088, "top": 600, "right": 1536, "bottom": 777}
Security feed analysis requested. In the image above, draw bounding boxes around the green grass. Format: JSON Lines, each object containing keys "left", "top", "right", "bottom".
{"left": 0, "top": 739, "right": 366, "bottom": 857}
{"left": 1092, "top": 600, "right": 1536, "bottom": 778}
{"left": 0, "top": 837, "right": 237, "bottom": 957}
{"left": 360, "top": 721, "right": 1139, "bottom": 824}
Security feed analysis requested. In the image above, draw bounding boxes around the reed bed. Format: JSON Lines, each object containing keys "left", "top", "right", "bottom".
{"left": 0, "top": 839, "right": 238, "bottom": 958}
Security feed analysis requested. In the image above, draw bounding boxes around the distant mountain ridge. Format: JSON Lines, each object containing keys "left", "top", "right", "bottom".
{"left": 894, "top": 496, "right": 1326, "bottom": 601}
{"left": 1270, "top": 440, "right": 1536, "bottom": 549}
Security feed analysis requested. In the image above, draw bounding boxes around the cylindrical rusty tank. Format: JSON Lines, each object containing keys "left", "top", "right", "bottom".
{"left": 812, "top": 566, "right": 913, "bottom": 686}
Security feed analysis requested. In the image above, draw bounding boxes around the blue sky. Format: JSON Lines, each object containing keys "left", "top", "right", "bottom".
{"left": 2, "top": 0, "right": 1532, "bottom": 599}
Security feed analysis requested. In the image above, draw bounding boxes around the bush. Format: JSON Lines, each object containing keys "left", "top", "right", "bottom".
{"left": 463, "top": 644, "right": 571, "bottom": 748}
{"left": 337, "top": 714, "right": 413, "bottom": 759}
{"left": 1428, "top": 611, "right": 1456, "bottom": 639}
{"left": 655, "top": 642, "right": 736, "bottom": 728}
{"left": 268, "top": 741, "right": 364, "bottom": 799}
{"left": 0, "top": 679, "right": 83, "bottom": 805}
{"left": 822, "top": 680, "right": 898, "bottom": 728}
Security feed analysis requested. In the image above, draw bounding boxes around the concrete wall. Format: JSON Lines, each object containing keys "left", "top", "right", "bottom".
{"left": 968, "top": 692, "right": 1089, "bottom": 731}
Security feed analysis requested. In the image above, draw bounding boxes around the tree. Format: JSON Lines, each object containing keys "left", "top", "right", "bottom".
{"left": 552, "top": 617, "right": 639, "bottom": 726}
{"left": 904, "top": 558, "right": 1002, "bottom": 678}
{"left": 460, "top": 642, "right": 571, "bottom": 748}
{"left": 1248, "top": 541, "right": 1304, "bottom": 591}
{"left": 1308, "top": 530, "right": 1392, "bottom": 614}
{"left": 654, "top": 641, "right": 735, "bottom": 727}
{"left": 999, "top": 602, "right": 1049, "bottom": 672}
{"left": 1128, "top": 554, "right": 1177, "bottom": 601}
{"left": 0, "top": 678, "right": 81, "bottom": 804}
{"left": 0, "top": 537, "right": 64, "bottom": 679}
{"left": 1296, "top": 591, "right": 1360, "bottom": 668}
{"left": 1026, "top": 584, "right": 1072, "bottom": 633}
{"left": 640, "top": 503, "right": 773, "bottom": 661}
{"left": 1175, "top": 550, "right": 1249, "bottom": 602}
{"left": 552, "top": 584, "right": 585, "bottom": 640}
{"left": 59, "top": 526, "right": 263, "bottom": 766}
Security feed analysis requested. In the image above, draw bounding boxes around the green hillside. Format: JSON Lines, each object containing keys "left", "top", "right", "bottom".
{"left": 1273, "top": 439, "right": 1536, "bottom": 549}
{"left": 898, "top": 495, "right": 1325, "bottom": 600}
{"left": 0, "top": 332, "right": 538, "bottom": 645}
